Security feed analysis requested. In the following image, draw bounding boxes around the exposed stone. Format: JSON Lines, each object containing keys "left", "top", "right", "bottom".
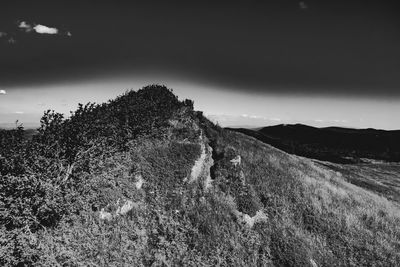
{"left": 189, "top": 139, "right": 207, "bottom": 183}
{"left": 99, "top": 200, "right": 138, "bottom": 220}
{"left": 230, "top": 155, "right": 241, "bottom": 167}
{"left": 99, "top": 208, "right": 113, "bottom": 221}
{"left": 135, "top": 174, "right": 144, "bottom": 189}
{"left": 234, "top": 209, "right": 267, "bottom": 228}
{"left": 116, "top": 200, "right": 137, "bottom": 216}
{"left": 310, "top": 259, "right": 318, "bottom": 267}
{"left": 186, "top": 132, "right": 214, "bottom": 190}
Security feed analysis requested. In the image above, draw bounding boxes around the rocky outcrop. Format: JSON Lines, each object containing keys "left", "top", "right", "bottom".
{"left": 99, "top": 209, "right": 113, "bottom": 221}
{"left": 186, "top": 132, "right": 214, "bottom": 190}
{"left": 234, "top": 209, "right": 267, "bottom": 228}
{"left": 188, "top": 137, "right": 207, "bottom": 183}
{"left": 230, "top": 155, "right": 241, "bottom": 167}
{"left": 135, "top": 174, "right": 144, "bottom": 189}
{"left": 99, "top": 199, "right": 139, "bottom": 221}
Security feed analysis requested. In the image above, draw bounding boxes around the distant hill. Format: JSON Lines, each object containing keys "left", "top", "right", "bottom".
{"left": 229, "top": 124, "right": 400, "bottom": 164}
{"left": 0, "top": 123, "right": 38, "bottom": 140}
{"left": 1, "top": 86, "right": 399, "bottom": 266}
{"left": 0, "top": 122, "right": 39, "bottom": 130}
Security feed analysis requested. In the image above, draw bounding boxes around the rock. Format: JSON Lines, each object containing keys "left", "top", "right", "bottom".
{"left": 189, "top": 140, "right": 207, "bottom": 182}
{"left": 230, "top": 155, "right": 241, "bottom": 167}
{"left": 99, "top": 200, "right": 138, "bottom": 220}
{"left": 135, "top": 174, "right": 144, "bottom": 189}
{"left": 310, "top": 259, "right": 318, "bottom": 267}
{"left": 99, "top": 208, "right": 113, "bottom": 221}
{"left": 116, "top": 200, "right": 137, "bottom": 216}
{"left": 187, "top": 132, "right": 213, "bottom": 186}
{"left": 235, "top": 209, "right": 267, "bottom": 228}
{"left": 203, "top": 144, "right": 214, "bottom": 190}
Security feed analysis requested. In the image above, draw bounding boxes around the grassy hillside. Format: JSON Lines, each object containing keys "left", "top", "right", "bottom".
{"left": 318, "top": 160, "right": 400, "bottom": 204}
{"left": 1, "top": 85, "right": 399, "bottom": 266}
{"left": 212, "top": 130, "right": 400, "bottom": 266}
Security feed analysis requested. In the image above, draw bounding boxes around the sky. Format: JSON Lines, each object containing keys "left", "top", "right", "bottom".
{"left": 1, "top": 0, "right": 400, "bottom": 129}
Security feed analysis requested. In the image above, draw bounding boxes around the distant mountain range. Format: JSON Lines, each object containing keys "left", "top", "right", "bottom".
{"left": 229, "top": 124, "right": 400, "bottom": 164}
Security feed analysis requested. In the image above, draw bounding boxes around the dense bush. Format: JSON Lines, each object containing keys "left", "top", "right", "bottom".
{"left": 0, "top": 124, "right": 26, "bottom": 176}
{"left": 0, "top": 85, "right": 195, "bottom": 265}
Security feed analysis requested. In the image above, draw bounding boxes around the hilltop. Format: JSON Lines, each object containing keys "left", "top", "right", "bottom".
{"left": 230, "top": 124, "right": 400, "bottom": 164}
{"left": 1, "top": 85, "right": 400, "bottom": 266}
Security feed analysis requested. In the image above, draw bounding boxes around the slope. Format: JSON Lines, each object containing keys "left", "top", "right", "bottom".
{"left": 1, "top": 85, "right": 399, "bottom": 266}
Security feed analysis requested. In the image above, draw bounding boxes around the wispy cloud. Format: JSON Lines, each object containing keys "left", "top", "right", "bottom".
{"left": 206, "top": 113, "right": 285, "bottom": 128}
{"left": 18, "top": 21, "right": 34, "bottom": 32}
{"left": 14, "top": 111, "right": 24, "bottom": 114}
{"left": 299, "top": 1, "right": 308, "bottom": 10}
{"left": 241, "top": 114, "right": 279, "bottom": 121}
{"left": 7, "top": 38, "right": 16, "bottom": 44}
{"left": 0, "top": 32, "right": 15, "bottom": 44}
{"left": 0, "top": 90, "right": 6, "bottom": 95}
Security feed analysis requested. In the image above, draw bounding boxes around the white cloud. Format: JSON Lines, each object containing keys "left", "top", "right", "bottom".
{"left": 14, "top": 111, "right": 24, "bottom": 114}
{"left": 0, "top": 90, "right": 6, "bottom": 95}
{"left": 18, "top": 21, "right": 64, "bottom": 35}
{"left": 67, "top": 31, "right": 72, "bottom": 37}
{"left": 19, "top": 21, "right": 33, "bottom": 32}
{"left": 33, "top": 24, "right": 59, "bottom": 34}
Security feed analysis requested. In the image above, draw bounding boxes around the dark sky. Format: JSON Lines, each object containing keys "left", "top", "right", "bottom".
{"left": 1, "top": 0, "right": 400, "bottom": 129}
{"left": 1, "top": 0, "right": 400, "bottom": 96}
